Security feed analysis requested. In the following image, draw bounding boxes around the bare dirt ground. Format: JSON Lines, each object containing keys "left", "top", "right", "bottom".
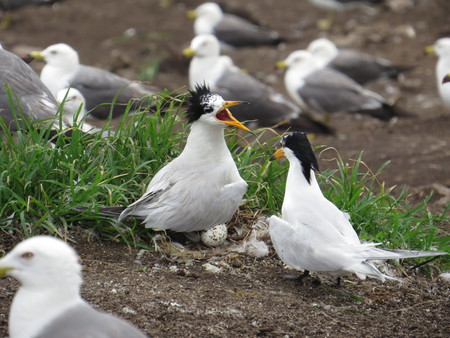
{"left": 1, "top": 0, "right": 449, "bottom": 337}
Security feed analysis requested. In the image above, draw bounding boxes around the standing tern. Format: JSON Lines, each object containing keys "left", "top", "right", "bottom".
{"left": 269, "top": 132, "right": 447, "bottom": 282}
{"left": 0, "top": 236, "right": 148, "bottom": 338}
{"left": 98, "top": 84, "right": 250, "bottom": 234}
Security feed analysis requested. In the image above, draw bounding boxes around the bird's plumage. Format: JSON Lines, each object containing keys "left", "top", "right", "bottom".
{"left": 185, "top": 34, "right": 331, "bottom": 133}
{"left": 32, "top": 43, "right": 159, "bottom": 119}
{"left": 189, "top": 2, "right": 282, "bottom": 49}
{"left": 307, "top": 38, "right": 412, "bottom": 85}
{"left": 0, "top": 236, "right": 148, "bottom": 338}
{"left": 0, "top": 47, "right": 65, "bottom": 131}
{"left": 103, "top": 84, "right": 249, "bottom": 233}
{"left": 427, "top": 37, "right": 450, "bottom": 107}
{"left": 269, "top": 132, "right": 447, "bottom": 281}
{"left": 279, "top": 50, "right": 405, "bottom": 120}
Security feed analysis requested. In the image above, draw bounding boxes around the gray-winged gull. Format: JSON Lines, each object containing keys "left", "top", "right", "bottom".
{"left": 277, "top": 50, "right": 407, "bottom": 121}
{"left": 307, "top": 38, "right": 412, "bottom": 85}
{"left": 0, "top": 46, "right": 68, "bottom": 131}
{"left": 0, "top": 236, "right": 148, "bottom": 338}
{"left": 31, "top": 43, "right": 159, "bottom": 119}
{"left": 183, "top": 34, "right": 331, "bottom": 133}
{"left": 269, "top": 131, "right": 447, "bottom": 283}
{"left": 187, "top": 2, "right": 283, "bottom": 49}
{"left": 425, "top": 37, "right": 450, "bottom": 108}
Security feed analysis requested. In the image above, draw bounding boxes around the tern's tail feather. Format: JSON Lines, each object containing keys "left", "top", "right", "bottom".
{"left": 366, "top": 248, "right": 448, "bottom": 261}
{"left": 74, "top": 206, "right": 126, "bottom": 217}
{"left": 349, "top": 261, "right": 399, "bottom": 282}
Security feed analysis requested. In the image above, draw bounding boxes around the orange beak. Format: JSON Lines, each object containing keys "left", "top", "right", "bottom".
{"left": 215, "top": 101, "right": 250, "bottom": 132}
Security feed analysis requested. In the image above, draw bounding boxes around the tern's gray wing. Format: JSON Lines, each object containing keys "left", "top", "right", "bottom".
{"left": 331, "top": 49, "right": 409, "bottom": 85}
{"left": 0, "top": 48, "right": 58, "bottom": 131}
{"left": 214, "top": 14, "right": 281, "bottom": 48}
{"left": 71, "top": 65, "right": 158, "bottom": 119}
{"left": 35, "top": 303, "right": 148, "bottom": 338}
{"left": 298, "top": 68, "right": 383, "bottom": 115}
{"left": 214, "top": 69, "right": 298, "bottom": 126}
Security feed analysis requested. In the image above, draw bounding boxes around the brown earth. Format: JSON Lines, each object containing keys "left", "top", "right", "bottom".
{"left": 1, "top": 0, "right": 450, "bottom": 337}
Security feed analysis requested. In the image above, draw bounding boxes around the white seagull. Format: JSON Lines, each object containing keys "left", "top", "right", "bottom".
{"left": 183, "top": 34, "right": 331, "bottom": 133}
{"left": 31, "top": 43, "right": 159, "bottom": 119}
{"left": 307, "top": 38, "right": 412, "bottom": 85}
{"left": 0, "top": 236, "right": 148, "bottom": 338}
{"left": 269, "top": 131, "right": 447, "bottom": 282}
{"left": 187, "top": 2, "right": 282, "bottom": 49}
{"left": 0, "top": 46, "right": 69, "bottom": 131}
{"left": 277, "top": 50, "right": 407, "bottom": 121}
{"left": 426, "top": 37, "right": 450, "bottom": 108}
{"left": 98, "top": 84, "right": 250, "bottom": 234}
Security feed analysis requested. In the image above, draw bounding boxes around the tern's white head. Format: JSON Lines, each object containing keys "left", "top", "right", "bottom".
{"left": 307, "top": 38, "right": 339, "bottom": 67}
{"left": 32, "top": 43, "right": 80, "bottom": 68}
{"left": 274, "top": 132, "right": 319, "bottom": 184}
{"left": 186, "top": 84, "right": 249, "bottom": 131}
{"left": 0, "top": 236, "right": 82, "bottom": 289}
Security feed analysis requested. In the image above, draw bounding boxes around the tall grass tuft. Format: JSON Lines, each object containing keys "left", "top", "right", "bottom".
{"left": 0, "top": 93, "right": 448, "bottom": 266}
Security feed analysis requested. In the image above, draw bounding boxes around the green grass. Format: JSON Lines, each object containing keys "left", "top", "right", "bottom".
{"left": 0, "top": 93, "right": 448, "bottom": 268}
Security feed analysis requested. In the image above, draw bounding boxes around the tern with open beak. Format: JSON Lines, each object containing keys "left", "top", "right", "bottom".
{"left": 97, "top": 84, "right": 250, "bottom": 238}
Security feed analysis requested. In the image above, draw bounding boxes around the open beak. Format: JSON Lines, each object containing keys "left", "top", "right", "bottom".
{"left": 0, "top": 266, "right": 14, "bottom": 277}
{"left": 272, "top": 148, "right": 285, "bottom": 160}
{"left": 215, "top": 101, "right": 250, "bottom": 131}
{"left": 442, "top": 73, "right": 450, "bottom": 84}
{"left": 424, "top": 45, "right": 435, "bottom": 55}
{"left": 183, "top": 47, "right": 196, "bottom": 58}
{"left": 276, "top": 60, "right": 288, "bottom": 69}
{"left": 186, "top": 10, "right": 197, "bottom": 19}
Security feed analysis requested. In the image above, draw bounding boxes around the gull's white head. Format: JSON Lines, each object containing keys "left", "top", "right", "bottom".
{"left": 190, "top": 2, "right": 223, "bottom": 35}
{"left": 283, "top": 50, "right": 317, "bottom": 69}
{"left": 0, "top": 236, "right": 82, "bottom": 289}
{"left": 307, "top": 38, "right": 339, "bottom": 67}
{"left": 57, "top": 88, "right": 86, "bottom": 119}
{"left": 432, "top": 37, "right": 450, "bottom": 58}
{"left": 184, "top": 34, "right": 221, "bottom": 59}
{"left": 34, "top": 43, "right": 80, "bottom": 68}
{"left": 186, "top": 83, "right": 249, "bottom": 131}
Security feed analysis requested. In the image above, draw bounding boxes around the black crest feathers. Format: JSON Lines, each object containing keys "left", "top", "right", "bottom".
{"left": 281, "top": 131, "right": 318, "bottom": 184}
{"left": 186, "top": 83, "right": 215, "bottom": 123}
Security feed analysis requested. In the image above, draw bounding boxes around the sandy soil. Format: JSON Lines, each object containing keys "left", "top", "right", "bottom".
{"left": 1, "top": 0, "right": 449, "bottom": 337}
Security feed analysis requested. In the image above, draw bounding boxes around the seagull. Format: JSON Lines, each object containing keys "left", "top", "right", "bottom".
{"left": 425, "top": 37, "right": 450, "bottom": 108}
{"left": 0, "top": 236, "right": 148, "bottom": 338}
{"left": 307, "top": 38, "right": 413, "bottom": 85}
{"left": 0, "top": 46, "right": 68, "bottom": 131}
{"left": 269, "top": 131, "right": 447, "bottom": 282}
{"left": 30, "top": 43, "right": 159, "bottom": 119}
{"left": 183, "top": 34, "right": 332, "bottom": 134}
{"left": 308, "top": 0, "right": 383, "bottom": 30}
{"left": 56, "top": 87, "right": 109, "bottom": 135}
{"left": 277, "top": 50, "right": 407, "bottom": 121}
{"left": 187, "top": 2, "right": 283, "bottom": 49}
{"left": 96, "top": 84, "right": 250, "bottom": 234}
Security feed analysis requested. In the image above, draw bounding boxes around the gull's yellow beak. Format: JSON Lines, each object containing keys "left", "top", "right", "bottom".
{"left": 187, "top": 10, "right": 197, "bottom": 19}
{"left": 30, "top": 51, "right": 44, "bottom": 60}
{"left": 0, "top": 266, "right": 14, "bottom": 277}
{"left": 276, "top": 60, "right": 288, "bottom": 69}
{"left": 183, "top": 47, "right": 196, "bottom": 58}
{"left": 424, "top": 45, "right": 435, "bottom": 55}
{"left": 215, "top": 101, "right": 250, "bottom": 131}
{"left": 272, "top": 148, "right": 285, "bottom": 160}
